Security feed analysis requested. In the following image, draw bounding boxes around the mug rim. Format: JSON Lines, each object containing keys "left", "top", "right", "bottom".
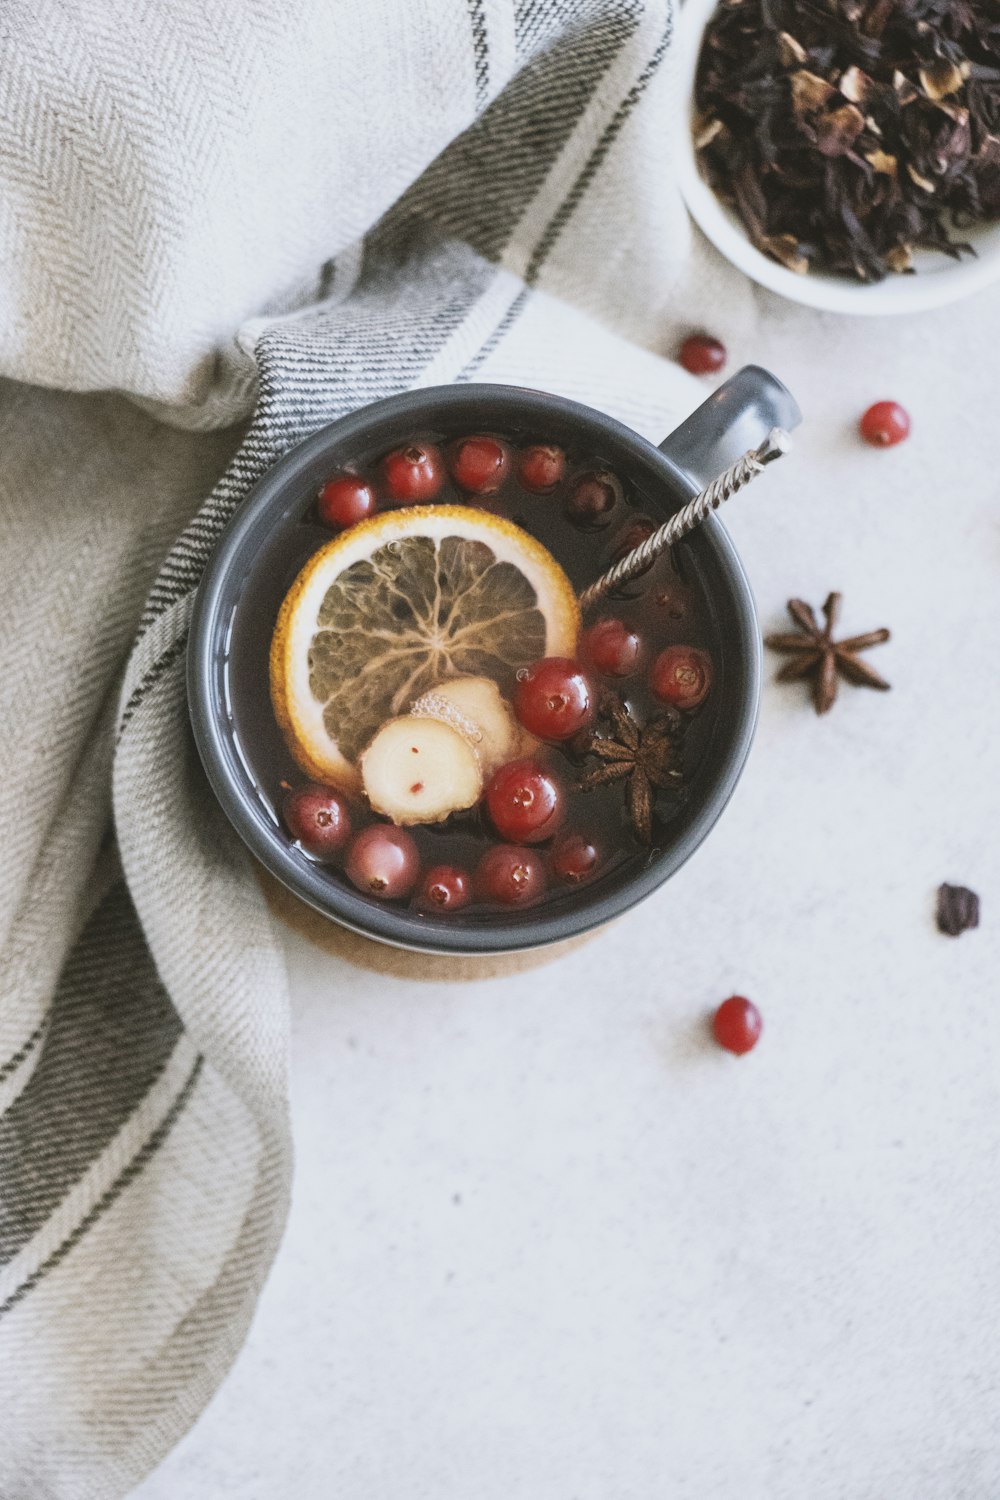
{"left": 187, "top": 383, "right": 761, "bottom": 955}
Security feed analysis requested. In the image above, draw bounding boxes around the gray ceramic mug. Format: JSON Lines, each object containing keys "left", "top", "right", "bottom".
{"left": 188, "top": 367, "right": 801, "bottom": 955}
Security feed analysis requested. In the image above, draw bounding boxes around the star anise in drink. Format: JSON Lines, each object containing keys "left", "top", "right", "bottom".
{"left": 765, "top": 592, "right": 890, "bottom": 714}
{"left": 578, "top": 697, "right": 684, "bottom": 844}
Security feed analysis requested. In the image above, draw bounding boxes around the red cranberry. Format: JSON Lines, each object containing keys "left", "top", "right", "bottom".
{"left": 485, "top": 758, "right": 562, "bottom": 844}
{"left": 383, "top": 442, "right": 444, "bottom": 502}
{"left": 282, "top": 783, "right": 352, "bottom": 857}
{"left": 611, "top": 514, "right": 658, "bottom": 575}
{"left": 514, "top": 657, "right": 594, "bottom": 741}
{"left": 345, "top": 825, "right": 419, "bottom": 900}
{"left": 859, "top": 401, "right": 910, "bottom": 447}
{"left": 580, "top": 617, "right": 642, "bottom": 677}
{"left": 516, "top": 443, "right": 566, "bottom": 493}
{"left": 650, "top": 645, "right": 713, "bottom": 710}
{"left": 415, "top": 864, "right": 471, "bottom": 913}
{"left": 712, "top": 995, "right": 762, "bottom": 1055}
{"left": 449, "top": 435, "right": 509, "bottom": 494}
{"left": 679, "top": 334, "right": 727, "bottom": 376}
{"left": 551, "top": 832, "right": 598, "bottom": 884}
{"left": 476, "top": 844, "right": 546, "bottom": 906}
{"left": 317, "top": 473, "right": 376, "bottom": 530}
{"left": 565, "top": 469, "right": 622, "bottom": 528}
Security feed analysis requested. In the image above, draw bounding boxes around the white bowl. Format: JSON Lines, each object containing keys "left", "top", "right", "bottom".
{"left": 676, "top": 0, "right": 1000, "bottom": 315}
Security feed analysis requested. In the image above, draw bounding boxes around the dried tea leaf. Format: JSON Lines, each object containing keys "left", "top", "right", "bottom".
{"left": 694, "top": 0, "right": 1000, "bottom": 284}
{"left": 893, "top": 70, "right": 920, "bottom": 105}
{"left": 839, "top": 65, "right": 873, "bottom": 104}
{"left": 761, "top": 232, "right": 809, "bottom": 272}
{"left": 694, "top": 114, "right": 724, "bottom": 150}
{"left": 815, "top": 103, "right": 866, "bottom": 157}
{"left": 777, "top": 31, "right": 808, "bottom": 67}
{"left": 866, "top": 148, "right": 898, "bottom": 176}
{"left": 791, "top": 69, "right": 838, "bottom": 116}
{"left": 907, "top": 162, "right": 937, "bottom": 192}
{"left": 919, "top": 59, "right": 967, "bottom": 102}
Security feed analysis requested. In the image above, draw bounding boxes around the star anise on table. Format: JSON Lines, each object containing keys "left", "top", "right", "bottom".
{"left": 765, "top": 592, "right": 891, "bottom": 715}
{"left": 578, "top": 698, "right": 684, "bottom": 844}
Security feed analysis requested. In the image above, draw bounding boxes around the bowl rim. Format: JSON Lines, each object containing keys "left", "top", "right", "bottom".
{"left": 676, "top": 0, "right": 1000, "bottom": 316}
{"left": 187, "top": 383, "right": 761, "bottom": 955}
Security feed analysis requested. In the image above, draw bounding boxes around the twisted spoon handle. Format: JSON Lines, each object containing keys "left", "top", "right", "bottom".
{"left": 578, "top": 427, "right": 791, "bottom": 613}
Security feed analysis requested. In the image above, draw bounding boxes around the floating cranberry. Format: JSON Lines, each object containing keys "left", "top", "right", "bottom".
{"left": 476, "top": 844, "right": 546, "bottom": 906}
{"left": 450, "top": 435, "right": 509, "bottom": 494}
{"left": 859, "top": 401, "right": 910, "bottom": 447}
{"left": 552, "top": 832, "right": 598, "bottom": 884}
{"left": 317, "top": 473, "right": 376, "bottom": 531}
{"left": 679, "top": 334, "right": 727, "bottom": 376}
{"left": 485, "top": 758, "right": 562, "bottom": 844}
{"left": 611, "top": 514, "right": 658, "bottom": 576}
{"left": 283, "top": 783, "right": 352, "bottom": 857}
{"left": 383, "top": 441, "right": 444, "bottom": 502}
{"left": 650, "top": 645, "right": 713, "bottom": 710}
{"left": 415, "top": 863, "right": 471, "bottom": 913}
{"left": 514, "top": 657, "right": 594, "bottom": 741}
{"left": 580, "top": 617, "right": 642, "bottom": 678}
{"left": 565, "top": 469, "right": 622, "bottom": 528}
{"left": 345, "top": 824, "right": 419, "bottom": 900}
{"left": 712, "top": 995, "right": 762, "bottom": 1055}
{"left": 517, "top": 443, "right": 566, "bottom": 493}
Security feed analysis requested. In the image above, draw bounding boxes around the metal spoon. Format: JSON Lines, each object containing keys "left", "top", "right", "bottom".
{"left": 578, "top": 427, "right": 791, "bottom": 613}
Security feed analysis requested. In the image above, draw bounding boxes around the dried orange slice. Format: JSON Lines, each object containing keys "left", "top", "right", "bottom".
{"left": 269, "top": 505, "right": 580, "bottom": 790}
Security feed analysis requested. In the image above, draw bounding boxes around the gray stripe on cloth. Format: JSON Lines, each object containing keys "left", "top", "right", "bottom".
{"left": 467, "top": 0, "right": 489, "bottom": 110}
{"left": 0, "top": 1053, "right": 204, "bottom": 1320}
{"left": 0, "top": 881, "right": 183, "bottom": 1263}
{"left": 523, "top": 9, "right": 674, "bottom": 284}
{"left": 380, "top": 0, "right": 644, "bottom": 267}
{"left": 0, "top": 1016, "right": 48, "bottom": 1087}
{"left": 462, "top": 8, "right": 672, "bottom": 375}
{"left": 133, "top": 234, "right": 496, "bottom": 642}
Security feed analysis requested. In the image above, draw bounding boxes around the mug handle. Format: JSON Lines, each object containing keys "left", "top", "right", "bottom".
{"left": 659, "top": 365, "right": 802, "bottom": 493}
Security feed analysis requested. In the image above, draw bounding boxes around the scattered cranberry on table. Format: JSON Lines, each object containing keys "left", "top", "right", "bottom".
{"left": 514, "top": 657, "right": 594, "bottom": 741}
{"left": 516, "top": 443, "right": 567, "bottom": 493}
{"left": 282, "top": 783, "right": 352, "bottom": 857}
{"left": 415, "top": 863, "right": 471, "bottom": 913}
{"left": 712, "top": 995, "right": 762, "bottom": 1055}
{"left": 650, "top": 644, "right": 713, "bottom": 709}
{"left": 859, "top": 401, "right": 910, "bottom": 447}
{"left": 476, "top": 844, "right": 546, "bottom": 905}
{"left": 565, "top": 469, "right": 622, "bottom": 528}
{"left": 485, "top": 758, "right": 562, "bottom": 843}
{"left": 382, "top": 441, "right": 444, "bottom": 502}
{"left": 551, "top": 832, "right": 598, "bottom": 884}
{"left": 317, "top": 474, "right": 376, "bottom": 531}
{"left": 679, "top": 334, "right": 727, "bottom": 376}
{"left": 450, "top": 435, "right": 509, "bottom": 494}
{"left": 345, "top": 824, "right": 420, "bottom": 899}
{"left": 580, "top": 617, "right": 642, "bottom": 677}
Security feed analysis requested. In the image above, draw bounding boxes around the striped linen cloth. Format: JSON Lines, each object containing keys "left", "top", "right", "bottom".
{"left": 0, "top": 1, "right": 747, "bottom": 1494}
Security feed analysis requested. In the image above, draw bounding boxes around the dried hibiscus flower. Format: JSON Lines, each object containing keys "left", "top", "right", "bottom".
{"left": 694, "top": 0, "right": 1000, "bottom": 282}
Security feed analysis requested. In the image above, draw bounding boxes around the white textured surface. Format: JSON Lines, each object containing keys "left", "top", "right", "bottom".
{"left": 134, "top": 269, "right": 1000, "bottom": 1497}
